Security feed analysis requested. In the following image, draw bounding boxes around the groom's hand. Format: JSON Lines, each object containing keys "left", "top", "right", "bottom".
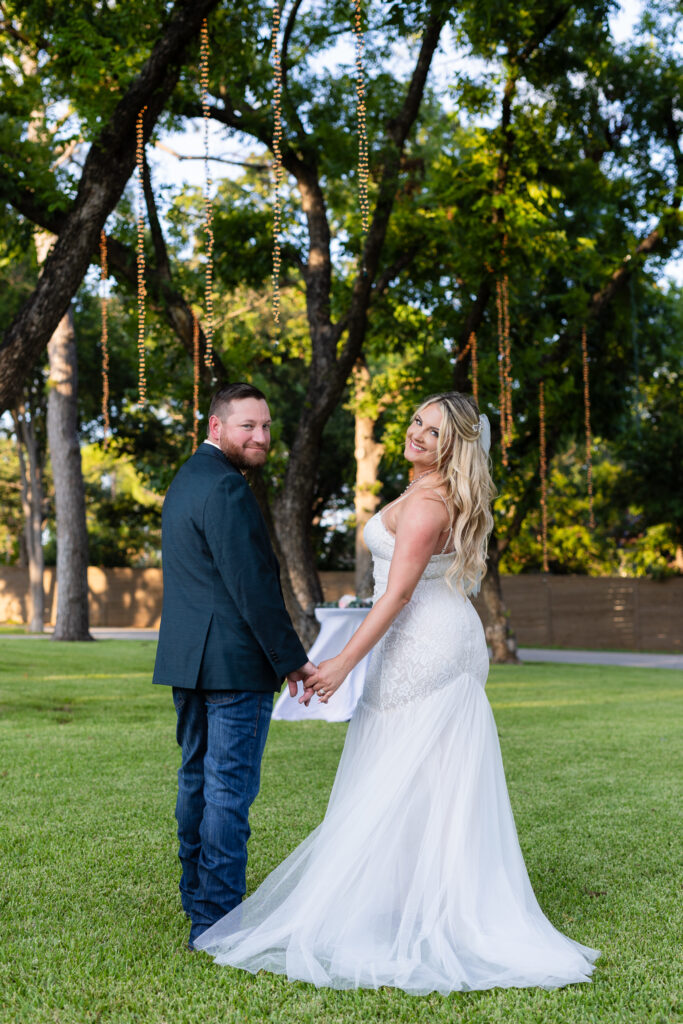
{"left": 287, "top": 661, "right": 317, "bottom": 702}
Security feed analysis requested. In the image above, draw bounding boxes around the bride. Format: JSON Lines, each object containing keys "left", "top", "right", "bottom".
{"left": 194, "top": 392, "right": 599, "bottom": 993}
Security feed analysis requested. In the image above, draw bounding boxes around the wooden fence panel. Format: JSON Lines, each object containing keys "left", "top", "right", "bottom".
{"left": 0, "top": 568, "right": 680, "bottom": 651}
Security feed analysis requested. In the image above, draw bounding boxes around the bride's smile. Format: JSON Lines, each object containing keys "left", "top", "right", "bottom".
{"left": 404, "top": 405, "right": 441, "bottom": 467}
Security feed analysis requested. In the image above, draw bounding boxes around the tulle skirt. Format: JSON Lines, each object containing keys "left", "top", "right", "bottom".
{"left": 194, "top": 670, "right": 598, "bottom": 993}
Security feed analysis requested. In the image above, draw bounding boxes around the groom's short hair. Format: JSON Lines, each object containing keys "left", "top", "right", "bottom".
{"left": 208, "top": 382, "right": 268, "bottom": 422}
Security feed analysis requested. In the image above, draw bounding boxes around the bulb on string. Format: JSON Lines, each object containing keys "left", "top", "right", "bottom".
{"left": 192, "top": 311, "right": 200, "bottom": 453}
{"left": 99, "top": 230, "right": 110, "bottom": 446}
{"left": 456, "top": 332, "right": 479, "bottom": 406}
{"left": 200, "top": 18, "right": 215, "bottom": 371}
{"left": 271, "top": 2, "right": 284, "bottom": 332}
{"left": 581, "top": 324, "right": 595, "bottom": 530}
{"left": 496, "top": 274, "right": 513, "bottom": 466}
{"left": 352, "top": 0, "right": 370, "bottom": 240}
{"left": 469, "top": 332, "right": 479, "bottom": 406}
{"left": 136, "top": 106, "right": 148, "bottom": 406}
{"left": 539, "top": 380, "right": 549, "bottom": 573}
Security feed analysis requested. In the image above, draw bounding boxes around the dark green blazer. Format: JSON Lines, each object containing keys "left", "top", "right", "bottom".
{"left": 153, "top": 443, "right": 307, "bottom": 692}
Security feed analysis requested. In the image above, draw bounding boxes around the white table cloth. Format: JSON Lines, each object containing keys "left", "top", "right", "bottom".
{"left": 272, "top": 607, "right": 371, "bottom": 723}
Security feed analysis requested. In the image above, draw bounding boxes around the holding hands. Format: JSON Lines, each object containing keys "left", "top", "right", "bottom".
{"left": 286, "top": 661, "right": 318, "bottom": 700}
{"left": 287, "top": 658, "right": 350, "bottom": 706}
{"left": 299, "top": 655, "right": 350, "bottom": 705}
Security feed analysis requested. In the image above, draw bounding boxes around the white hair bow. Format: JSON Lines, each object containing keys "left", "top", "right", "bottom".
{"left": 477, "top": 414, "right": 491, "bottom": 456}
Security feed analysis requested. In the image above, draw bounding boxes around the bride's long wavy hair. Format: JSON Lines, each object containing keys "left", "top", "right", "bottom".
{"left": 413, "top": 392, "right": 496, "bottom": 595}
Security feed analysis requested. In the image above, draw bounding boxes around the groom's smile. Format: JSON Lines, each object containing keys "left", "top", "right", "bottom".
{"left": 214, "top": 397, "right": 272, "bottom": 470}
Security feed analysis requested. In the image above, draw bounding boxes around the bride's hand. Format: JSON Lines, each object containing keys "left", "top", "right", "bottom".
{"left": 300, "top": 656, "right": 349, "bottom": 704}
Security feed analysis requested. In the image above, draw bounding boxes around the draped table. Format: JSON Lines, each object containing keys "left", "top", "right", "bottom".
{"left": 272, "top": 606, "right": 371, "bottom": 723}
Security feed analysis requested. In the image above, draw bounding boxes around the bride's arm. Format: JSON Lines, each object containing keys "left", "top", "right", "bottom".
{"left": 303, "top": 492, "right": 449, "bottom": 703}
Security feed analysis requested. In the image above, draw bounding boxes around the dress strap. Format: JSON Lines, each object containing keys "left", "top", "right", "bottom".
{"left": 435, "top": 492, "right": 454, "bottom": 554}
{"left": 382, "top": 487, "right": 454, "bottom": 552}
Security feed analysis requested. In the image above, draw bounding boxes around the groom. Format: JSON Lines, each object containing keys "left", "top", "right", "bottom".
{"left": 153, "top": 382, "right": 316, "bottom": 947}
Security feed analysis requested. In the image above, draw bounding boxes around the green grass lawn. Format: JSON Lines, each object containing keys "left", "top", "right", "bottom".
{"left": 0, "top": 639, "right": 680, "bottom": 1024}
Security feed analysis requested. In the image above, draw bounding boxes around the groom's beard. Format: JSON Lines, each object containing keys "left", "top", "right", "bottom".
{"left": 220, "top": 440, "right": 269, "bottom": 471}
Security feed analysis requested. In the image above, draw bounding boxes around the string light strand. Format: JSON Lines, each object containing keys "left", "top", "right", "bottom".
{"left": 470, "top": 331, "right": 479, "bottom": 406}
{"left": 99, "top": 230, "right": 110, "bottom": 446}
{"left": 271, "top": 2, "right": 284, "bottom": 329}
{"left": 352, "top": 0, "right": 370, "bottom": 239}
{"left": 539, "top": 380, "right": 549, "bottom": 573}
{"left": 456, "top": 331, "right": 479, "bottom": 405}
{"left": 501, "top": 272, "right": 513, "bottom": 441}
{"left": 136, "top": 107, "right": 147, "bottom": 405}
{"left": 495, "top": 277, "right": 509, "bottom": 466}
{"left": 192, "top": 311, "right": 200, "bottom": 453}
{"left": 200, "top": 18, "right": 215, "bottom": 370}
{"left": 581, "top": 324, "right": 595, "bottom": 529}
{"left": 456, "top": 333, "right": 474, "bottom": 360}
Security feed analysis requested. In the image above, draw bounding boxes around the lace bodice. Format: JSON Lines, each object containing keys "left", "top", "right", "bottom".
{"left": 360, "top": 513, "right": 489, "bottom": 711}
{"left": 365, "top": 512, "right": 454, "bottom": 585}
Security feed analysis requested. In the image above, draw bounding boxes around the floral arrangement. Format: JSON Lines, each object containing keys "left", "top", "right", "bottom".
{"left": 318, "top": 593, "right": 373, "bottom": 608}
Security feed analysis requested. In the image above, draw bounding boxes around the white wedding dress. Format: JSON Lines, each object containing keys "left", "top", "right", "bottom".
{"left": 195, "top": 512, "right": 599, "bottom": 993}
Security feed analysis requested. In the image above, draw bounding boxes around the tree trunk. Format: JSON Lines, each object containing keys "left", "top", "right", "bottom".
{"left": 13, "top": 405, "right": 44, "bottom": 632}
{"left": 481, "top": 534, "right": 519, "bottom": 664}
{"left": 274, "top": 437, "right": 325, "bottom": 649}
{"left": 47, "top": 308, "right": 92, "bottom": 641}
{"left": 353, "top": 363, "right": 383, "bottom": 599}
{"left": 248, "top": 467, "right": 319, "bottom": 647}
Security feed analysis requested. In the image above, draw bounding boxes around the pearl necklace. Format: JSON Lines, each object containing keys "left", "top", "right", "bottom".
{"left": 400, "top": 468, "right": 438, "bottom": 496}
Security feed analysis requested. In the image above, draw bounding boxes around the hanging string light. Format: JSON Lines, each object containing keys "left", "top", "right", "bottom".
{"left": 99, "top": 230, "right": 110, "bottom": 446}
{"left": 191, "top": 311, "right": 200, "bottom": 453}
{"left": 352, "top": 0, "right": 370, "bottom": 240}
{"left": 496, "top": 279, "right": 505, "bottom": 459}
{"left": 581, "top": 324, "right": 595, "bottom": 530}
{"left": 502, "top": 273, "right": 512, "bottom": 439}
{"left": 136, "top": 106, "right": 147, "bottom": 405}
{"left": 200, "top": 18, "right": 215, "bottom": 369}
{"left": 271, "top": 1, "right": 284, "bottom": 329}
{"left": 456, "top": 331, "right": 479, "bottom": 406}
{"left": 539, "top": 380, "right": 549, "bottom": 573}
{"left": 469, "top": 331, "right": 479, "bottom": 406}
{"left": 495, "top": 274, "right": 513, "bottom": 465}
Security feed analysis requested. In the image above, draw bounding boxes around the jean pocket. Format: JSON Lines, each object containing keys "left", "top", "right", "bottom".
{"left": 204, "top": 690, "right": 239, "bottom": 706}
{"left": 172, "top": 687, "right": 188, "bottom": 711}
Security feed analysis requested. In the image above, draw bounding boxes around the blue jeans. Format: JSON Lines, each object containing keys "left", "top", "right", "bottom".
{"left": 172, "top": 687, "right": 273, "bottom": 944}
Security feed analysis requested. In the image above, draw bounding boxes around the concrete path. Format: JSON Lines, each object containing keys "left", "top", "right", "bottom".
{"left": 7, "top": 627, "right": 680, "bottom": 670}
{"left": 518, "top": 647, "right": 683, "bottom": 671}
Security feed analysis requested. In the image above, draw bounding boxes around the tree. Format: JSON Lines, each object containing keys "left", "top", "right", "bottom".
{"left": 0, "top": 0, "right": 223, "bottom": 407}
{"left": 12, "top": 399, "right": 46, "bottom": 631}
{"left": 46, "top": 307, "right": 92, "bottom": 640}
{"left": 1, "top": 0, "right": 681, "bottom": 659}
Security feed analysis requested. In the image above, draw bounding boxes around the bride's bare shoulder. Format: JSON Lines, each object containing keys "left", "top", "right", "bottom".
{"left": 399, "top": 482, "right": 450, "bottom": 526}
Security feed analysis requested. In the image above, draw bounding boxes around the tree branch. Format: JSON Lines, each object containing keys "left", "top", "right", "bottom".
{"left": 104, "top": 236, "right": 227, "bottom": 386}
{"left": 142, "top": 154, "right": 172, "bottom": 283}
{"left": 514, "top": 4, "right": 573, "bottom": 66}
{"left": 0, "top": 14, "right": 48, "bottom": 52}
{"left": 154, "top": 139, "right": 271, "bottom": 171}
{"left": 453, "top": 6, "right": 574, "bottom": 386}
{"left": 0, "top": 0, "right": 222, "bottom": 412}
{"left": 372, "top": 248, "right": 418, "bottom": 300}
{"left": 336, "top": 7, "right": 448, "bottom": 383}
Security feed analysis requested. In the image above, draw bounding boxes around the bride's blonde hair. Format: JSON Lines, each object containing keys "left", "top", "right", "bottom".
{"left": 413, "top": 392, "right": 496, "bottom": 595}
